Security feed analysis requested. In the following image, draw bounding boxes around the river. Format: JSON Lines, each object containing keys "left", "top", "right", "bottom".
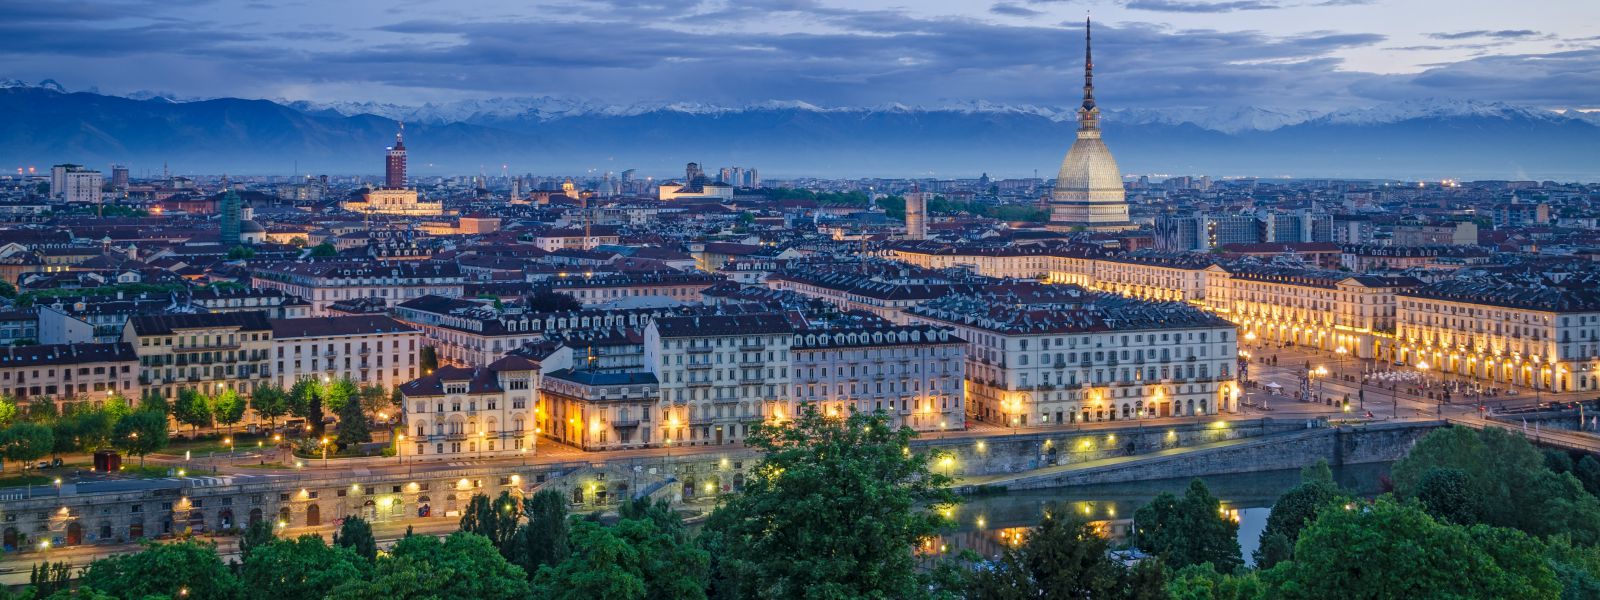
{"left": 934, "top": 463, "right": 1391, "bottom": 567}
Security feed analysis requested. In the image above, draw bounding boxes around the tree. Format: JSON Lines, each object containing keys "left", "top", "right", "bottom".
{"left": 80, "top": 540, "right": 242, "bottom": 600}
{"left": 250, "top": 384, "right": 291, "bottom": 428}
{"left": 335, "top": 390, "right": 372, "bottom": 447}
{"left": 102, "top": 393, "right": 132, "bottom": 422}
{"left": 1268, "top": 499, "right": 1558, "bottom": 600}
{"left": 1132, "top": 479, "right": 1243, "bottom": 573}
{"left": 533, "top": 516, "right": 710, "bottom": 600}
{"left": 22, "top": 400, "right": 58, "bottom": 424}
{"left": 309, "top": 243, "right": 338, "bottom": 258}
{"left": 0, "top": 280, "right": 15, "bottom": 299}
{"left": 173, "top": 388, "right": 213, "bottom": 435}
{"left": 1576, "top": 455, "right": 1600, "bottom": 497}
{"left": 1254, "top": 461, "right": 1346, "bottom": 568}
{"left": 460, "top": 492, "right": 522, "bottom": 551}
{"left": 138, "top": 389, "right": 170, "bottom": 415}
{"left": 68, "top": 405, "right": 116, "bottom": 453}
{"left": 700, "top": 406, "right": 956, "bottom": 600}
{"left": 329, "top": 532, "right": 529, "bottom": 600}
{"left": 506, "top": 488, "right": 571, "bottom": 575}
{"left": 113, "top": 409, "right": 169, "bottom": 467}
{"left": 963, "top": 512, "right": 1141, "bottom": 600}
{"left": 241, "top": 535, "right": 367, "bottom": 600}
{"left": 227, "top": 246, "right": 256, "bottom": 260}
{"left": 288, "top": 379, "right": 324, "bottom": 435}
{"left": 358, "top": 385, "right": 391, "bottom": 419}
{"left": 0, "top": 422, "right": 54, "bottom": 473}
{"left": 323, "top": 378, "right": 359, "bottom": 414}
{"left": 213, "top": 388, "right": 246, "bottom": 433}
{"left": 1168, "top": 563, "right": 1268, "bottom": 600}
{"left": 1392, "top": 426, "right": 1600, "bottom": 544}
{"left": 1414, "top": 467, "right": 1476, "bottom": 525}
{"left": 335, "top": 515, "right": 379, "bottom": 563}
{"left": 239, "top": 519, "right": 276, "bottom": 562}
{"left": 29, "top": 561, "right": 72, "bottom": 599}
{"left": 1544, "top": 448, "right": 1575, "bottom": 475}
{"left": 0, "top": 395, "right": 16, "bottom": 427}
{"left": 527, "top": 291, "right": 583, "bottom": 313}
{"left": 418, "top": 347, "right": 439, "bottom": 375}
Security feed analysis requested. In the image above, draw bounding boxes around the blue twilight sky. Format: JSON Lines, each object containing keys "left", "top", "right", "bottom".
{"left": 2, "top": 0, "right": 1596, "bottom": 111}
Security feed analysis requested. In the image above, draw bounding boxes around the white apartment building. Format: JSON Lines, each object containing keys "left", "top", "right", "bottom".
{"left": 907, "top": 287, "right": 1239, "bottom": 428}
{"left": 1204, "top": 265, "right": 1419, "bottom": 360}
{"left": 398, "top": 357, "right": 540, "bottom": 460}
{"left": 790, "top": 323, "right": 966, "bottom": 431}
{"left": 644, "top": 314, "right": 794, "bottom": 447}
{"left": 270, "top": 316, "right": 422, "bottom": 392}
{"left": 51, "top": 165, "right": 103, "bottom": 204}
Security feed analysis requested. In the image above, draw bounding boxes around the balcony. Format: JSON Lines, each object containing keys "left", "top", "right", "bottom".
{"left": 611, "top": 419, "right": 641, "bottom": 428}
{"left": 739, "top": 342, "right": 766, "bottom": 350}
{"left": 712, "top": 396, "right": 740, "bottom": 404}
{"left": 687, "top": 347, "right": 713, "bottom": 354}
{"left": 686, "top": 362, "right": 713, "bottom": 370}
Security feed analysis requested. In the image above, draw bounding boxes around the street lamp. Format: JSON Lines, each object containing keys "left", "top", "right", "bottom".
{"left": 1417, "top": 361, "right": 1438, "bottom": 417}
{"left": 320, "top": 437, "right": 330, "bottom": 468}
{"left": 397, "top": 433, "right": 406, "bottom": 466}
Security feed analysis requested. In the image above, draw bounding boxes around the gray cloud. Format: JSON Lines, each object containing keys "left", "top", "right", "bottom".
{"left": 1428, "top": 30, "right": 1541, "bottom": 40}
{"left": 991, "top": 2, "right": 1046, "bottom": 17}
{"left": 0, "top": 0, "right": 1588, "bottom": 114}
{"left": 1124, "top": 0, "right": 1280, "bottom": 13}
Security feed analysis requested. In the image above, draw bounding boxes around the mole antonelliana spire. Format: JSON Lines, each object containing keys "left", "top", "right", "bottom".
{"left": 1047, "top": 17, "right": 1133, "bottom": 232}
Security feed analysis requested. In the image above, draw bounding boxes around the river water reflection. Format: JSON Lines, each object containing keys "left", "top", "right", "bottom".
{"left": 932, "top": 463, "right": 1391, "bottom": 567}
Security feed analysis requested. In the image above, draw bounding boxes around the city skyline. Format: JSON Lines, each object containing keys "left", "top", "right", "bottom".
{"left": 2, "top": 0, "right": 1596, "bottom": 112}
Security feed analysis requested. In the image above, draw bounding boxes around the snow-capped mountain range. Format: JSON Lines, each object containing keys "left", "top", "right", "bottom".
{"left": 1, "top": 78, "right": 1596, "bottom": 180}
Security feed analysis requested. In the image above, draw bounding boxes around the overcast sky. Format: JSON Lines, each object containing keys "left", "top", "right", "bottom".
{"left": 4, "top": 0, "right": 1596, "bottom": 111}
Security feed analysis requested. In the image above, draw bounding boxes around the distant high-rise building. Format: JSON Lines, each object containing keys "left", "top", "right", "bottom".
{"left": 49, "top": 164, "right": 103, "bottom": 203}
{"left": 904, "top": 185, "right": 929, "bottom": 240}
{"left": 718, "top": 167, "right": 731, "bottom": 184}
{"left": 385, "top": 124, "right": 408, "bottom": 189}
{"left": 219, "top": 187, "right": 242, "bottom": 247}
{"left": 1047, "top": 19, "right": 1132, "bottom": 232}
{"left": 111, "top": 165, "right": 129, "bottom": 191}
{"left": 746, "top": 168, "right": 759, "bottom": 188}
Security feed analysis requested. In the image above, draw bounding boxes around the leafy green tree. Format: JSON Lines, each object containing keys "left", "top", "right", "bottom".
{"left": 1544, "top": 449, "right": 1575, "bottom": 475}
{"left": 527, "top": 291, "right": 583, "bottom": 313}
{"left": 309, "top": 243, "right": 338, "bottom": 258}
{"left": 102, "top": 393, "right": 132, "bottom": 422}
{"left": 534, "top": 516, "right": 709, "bottom": 600}
{"left": 1414, "top": 467, "right": 1476, "bottom": 525}
{"left": 358, "top": 385, "right": 390, "bottom": 418}
{"left": 227, "top": 246, "right": 256, "bottom": 260}
{"left": 49, "top": 413, "right": 80, "bottom": 459}
{"left": 1268, "top": 499, "right": 1558, "bottom": 600}
{"left": 700, "top": 406, "right": 956, "bottom": 600}
{"left": 0, "top": 395, "right": 16, "bottom": 427}
{"left": 250, "top": 384, "right": 291, "bottom": 428}
{"left": 460, "top": 492, "right": 522, "bottom": 551}
{"left": 22, "top": 399, "right": 58, "bottom": 424}
{"left": 1576, "top": 455, "right": 1600, "bottom": 497}
{"left": 113, "top": 409, "right": 169, "bottom": 466}
{"left": 1392, "top": 426, "right": 1600, "bottom": 544}
{"left": 238, "top": 519, "right": 276, "bottom": 561}
{"left": 139, "top": 389, "right": 170, "bottom": 415}
{"left": 29, "top": 561, "right": 72, "bottom": 598}
{"left": 1168, "top": 563, "right": 1268, "bottom": 600}
{"left": 963, "top": 512, "right": 1135, "bottom": 599}
{"left": 418, "top": 346, "right": 439, "bottom": 375}
{"left": 288, "top": 379, "right": 324, "bottom": 435}
{"left": 323, "top": 378, "right": 359, "bottom": 414}
{"left": 508, "top": 488, "right": 571, "bottom": 574}
{"left": 1254, "top": 461, "right": 1346, "bottom": 568}
{"left": 0, "top": 280, "right": 15, "bottom": 299}
{"left": 80, "top": 540, "right": 242, "bottom": 600}
{"left": 68, "top": 405, "right": 116, "bottom": 452}
{"left": 1133, "top": 479, "right": 1243, "bottom": 573}
{"left": 329, "top": 532, "right": 529, "bottom": 600}
{"left": 0, "top": 422, "right": 53, "bottom": 473}
{"left": 335, "top": 390, "right": 372, "bottom": 447}
{"left": 335, "top": 515, "right": 379, "bottom": 563}
{"left": 173, "top": 388, "right": 214, "bottom": 434}
{"left": 213, "top": 388, "right": 246, "bottom": 433}
{"left": 241, "top": 534, "right": 367, "bottom": 600}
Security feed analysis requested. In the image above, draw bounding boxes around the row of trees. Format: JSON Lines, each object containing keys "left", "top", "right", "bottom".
{"left": 0, "top": 394, "right": 169, "bottom": 471}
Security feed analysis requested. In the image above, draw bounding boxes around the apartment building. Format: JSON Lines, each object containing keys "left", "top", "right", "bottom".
{"left": 907, "top": 286, "right": 1239, "bottom": 428}
{"left": 789, "top": 322, "right": 965, "bottom": 431}
{"left": 270, "top": 316, "right": 422, "bottom": 392}
{"left": 0, "top": 342, "right": 138, "bottom": 409}
{"left": 644, "top": 314, "right": 795, "bottom": 447}
{"left": 1395, "top": 272, "right": 1600, "bottom": 392}
{"left": 398, "top": 357, "right": 540, "bottom": 460}
{"left": 123, "top": 312, "right": 274, "bottom": 399}
{"left": 1204, "top": 265, "right": 1420, "bottom": 359}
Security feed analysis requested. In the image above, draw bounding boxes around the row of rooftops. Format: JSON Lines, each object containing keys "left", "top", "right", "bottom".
{"left": 908, "top": 286, "right": 1233, "bottom": 335}
{"left": 124, "top": 310, "right": 416, "bottom": 339}
{"left": 1219, "top": 264, "right": 1424, "bottom": 290}
{"left": 1400, "top": 272, "right": 1600, "bottom": 313}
